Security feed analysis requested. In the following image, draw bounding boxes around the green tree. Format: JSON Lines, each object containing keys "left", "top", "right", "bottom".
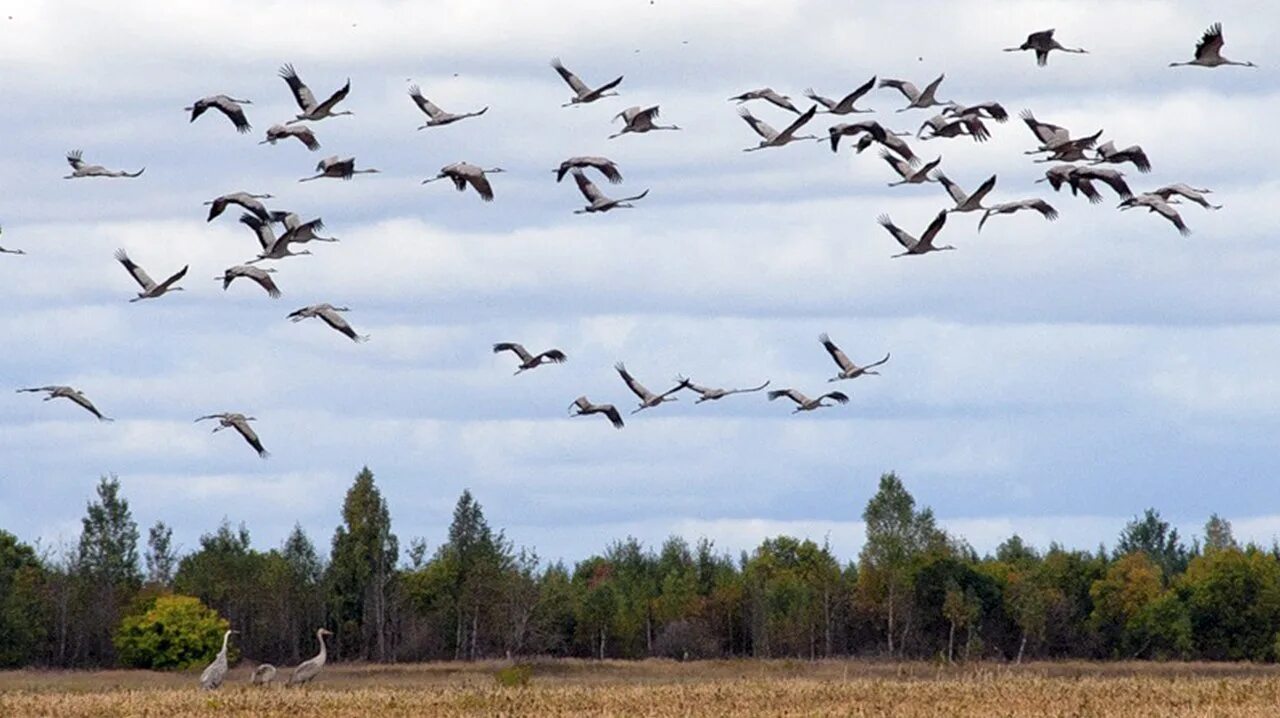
{"left": 1202, "top": 514, "right": 1237, "bottom": 553}
{"left": 1090, "top": 552, "right": 1163, "bottom": 657}
{"left": 0, "top": 530, "right": 47, "bottom": 667}
{"left": 328, "top": 466, "right": 398, "bottom": 661}
{"left": 1181, "top": 547, "right": 1280, "bottom": 660}
{"left": 114, "top": 594, "right": 228, "bottom": 669}
{"left": 74, "top": 475, "right": 141, "bottom": 664}
{"left": 144, "top": 521, "right": 177, "bottom": 588}
{"left": 1116, "top": 509, "right": 1187, "bottom": 579}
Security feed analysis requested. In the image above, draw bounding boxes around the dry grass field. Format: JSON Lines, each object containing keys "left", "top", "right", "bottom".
{"left": 4, "top": 660, "right": 1280, "bottom": 717}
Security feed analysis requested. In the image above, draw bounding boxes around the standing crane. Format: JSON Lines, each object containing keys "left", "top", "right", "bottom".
{"left": 115, "top": 249, "right": 187, "bottom": 302}
{"left": 879, "top": 75, "right": 950, "bottom": 112}
{"left": 199, "top": 630, "right": 237, "bottom": 690}
{"left": 196, "top": 413, "right": 269, "bottom": 458}
{"left": 978, "top": 199, "right": 1059, "bottom": 231}
{"left": 1118, "top": 194, "right": 1191, "bottom": 236}
{"left": 554, "top": 156, "right": 622, "bottom": 184}
{"left": 609, "top": 106, "right": 680, "bottom": 138}
{"left": 729, "top": 88, "right": 802, "bottom": 113}
{"left": 63, "top": 150, "right": 143, "bottom": 178}
{"left": 615, "top": 363, "right": 691, "bottom": 414}
{"left": 819, "top": 334, "right": 890, "bottom": 381}
{"left": 883, "top": 152, "right": 941, "bottom": 186}
{"left": 280, "top": 64, "right": 352, "bottom": 123}
{"left": 259, "top": 124, "right": 320, "bottom": 151}
{"left": 422, "top": 162, "right": 504, "bottom": 201}
{"left": 205, "top": 192, "right": 272, "bottom": 222}
{"left": 1170, "top": 23, "right": 1256, "bottom": 68}
{"left": 937, "top": 173, "right": 997, "bottom": 213}
{"left": 298, "top": 156, "right": 380, "bottom": 182}
{"left": 805, "top": 77, "right": 877, "bottom": 114}
{"left": 216, "top": 265, "right": 281, "bottom": 298}
{"left": 288, "top": 628, "right": 332, "bottom": 686}
{"left": 767, "top": 388, "right": 850, "bottom": 413}
{"left": 408, "top": 84, "right": 488, "bottom": 128}
{"left": 552, "top": 58, "right": 623, "bottom": 106}
{"left": 250, "top": 664, "right": 277, "bottom": 686}
{"left": 185, "top": 95, "right": 252, "bottom": 133}
{"left": 569, "top": 396, "right": 625, "bottom": 429}
{"left": 739, "top": 105, "right": 819, "bottom": 151}
{"left": 569, "top": 169, "right": 648, "bottom": 213}
{"left": 686, "top": 379, "right": 771, "bottom": 403}
{"left": 878, "top": 211, "right": 953, "bottom": 257}
{"left": 493, "top": 343, "right": 567, "bottom": 374}
{"left": 1004, "top": 29, "right": 1088, "bottom": 66}
{"left": 288, "top": 304, "right": 368, "bottom": 342}
{"left": 16, "top": 386, "right": 112, "bottom": 421}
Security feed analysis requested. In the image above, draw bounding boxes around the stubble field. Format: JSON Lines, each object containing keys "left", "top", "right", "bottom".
{"left": 3, "top": 660, "right": 1280, "bottom": 717}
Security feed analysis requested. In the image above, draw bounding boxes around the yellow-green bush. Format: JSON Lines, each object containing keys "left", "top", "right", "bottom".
{"left": 113, "top": 594, "right": 229, "bottom": 669}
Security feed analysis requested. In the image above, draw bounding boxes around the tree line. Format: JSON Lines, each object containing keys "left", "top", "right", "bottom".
{"left": 0, "top": 468, "right": 1276, "bottom": 668}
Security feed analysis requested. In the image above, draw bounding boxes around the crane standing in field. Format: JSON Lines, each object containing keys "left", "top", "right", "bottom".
{"left": 289, "top": 628, "right": 332, "bottom": 686}
{"left": 251, "top": 664, "right": 277, "bottom": 686}
{"left": 200, "top": 630, "right": 237, "bottom": 690}
{"left": 16, "top": 386, "right": 112, "bottom": 421}
{"left": 819, "top": 334, "right": 890, "bottom": 381}
{"left": 196, "top": 413, "right": 269, "bottom": 458}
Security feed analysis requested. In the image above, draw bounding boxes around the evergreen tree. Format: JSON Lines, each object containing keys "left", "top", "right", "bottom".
{"left": 1202, "top": 514, "right": 1237, "bottom": 553}
{"left": 144, "top": 521, "right": 177, "bottom": 588}
{"left": 328, "top": 467, "right": 398, "bottom": 661}
{"left": 1116, "top": 508, "right": 1188, "bottom": 579}
{"left": 73, "top": 475, "right": 140, "bottom": 664}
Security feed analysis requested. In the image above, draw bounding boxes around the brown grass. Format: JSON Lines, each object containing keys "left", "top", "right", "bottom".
{"left": 3, "top": 660, "right": 1280, "bottom": 716}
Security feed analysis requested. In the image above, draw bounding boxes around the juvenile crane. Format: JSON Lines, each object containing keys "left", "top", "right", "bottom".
{"left": 185, "top": 95, "right": 252, "bottom": 133}
{"left": 1170, "top": 23, "right": 1256, "bottom": 68}
{"left": 805, "top": 77, "right": 877, "bottom": 114}
{"left": 299, "top": 156, "right": 380, "bottom": 182}
{"left": 554, "top": 156, "right": 622, "bottom": 184}
{"left": 937, "top": 172, "right": 997, "bottom": 213}
{"left": 115, "top": 249, "right": 187, "bottom": 302}
{"left": 569, "top": 396, "right": 625, "bottom": 429}
{"left": 493, "top": 343, "right": 567, "bottom": 374}
{"left": 422, "top": 162, "right": 504, "bottom": 201}
{"left": 883, "top": 151, "right": 941, "bottom": 186}
{"left": 820, "top": 334, "right": 890, "bottom": 381}
{"left": 16, "top": 386, "right": 112, "bottom": 421}
{"left": 289, "top": 628, "right": 332, "bottom": 686}
{"left": 199, "top": 630, "right": 237, "bottom": 690}
{"left": 570, "top": 169, "right": 649, "bottom": 213}
{"left": 977, "top": 198, "right": 1059, "bottom": 231}
{"left": 552, "top": 58, "right": 623, "bottom": 106}
{"left": 767, "top": 388, "right": 850, "bottom": 413}
{"left": 205, "top": 192, "right": 272, "bottom": 222}
{"left": 280, "top": 64, "right": 352, "bottom": 123}
{"left": 615, "top": 363, "right": 691, "bottom": 414}
{"left": 685, "top": 379, "right": 771, "bottom": 403}
{"left": 729, "top": 88, "right": 801, "bottom": 113}
{"left": 879, "top": 75, "right": 950, "bottom": 112}
{"left": 878, "top": 211, "right": 953, "bottom": 257}
{"left": 196, "top": 413, "right": 269, "bottom": 458}
{"left": 250, "top": 664, "right": 277, "bottom": 686}
{"left": 408, "top": 84, "right": 488, "bottom": 128}
{"left": 216, "top": 265, "right": 281, "bottom": 298}
{"left": 739, "top": 105, "right": 818, "bottom": 151}
{"left": 1119, "top": 194, "right": 1191, "bottom": 236}
{"left": 609, "top": 106, "right": 680, "bottom": 138}
{"left": 288, "top": 304, "right": 368, "bottom": 342}
{"left": 63, "top": 150, "right": 144, "bottom": 178}
{"left": 259, "top": 124, "right": 320, "bottom": 151}
{"left": 1004, "top": 29, "right": 1088, "bottom": 66}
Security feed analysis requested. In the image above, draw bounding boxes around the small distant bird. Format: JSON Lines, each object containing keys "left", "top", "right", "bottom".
{"left": 408, "top": 84, "right": 487, "bottom": 128}
{"left": 216, "top": 265, "right": 281, "bottom": 298}
{"left": 288, "top": 303, "right": 368, "bottom": 342}
{"left": 16, "top": 385, "right": 112, "bottom": 421}
{"left": 250, "top": 664, "right": 277, "bottom": 686}
{"left": 185, "top": 95, "right": 252, "bottom": 133}
{"left": 115, "top": 249, "right": 187, "bottom": 302}
{"left": 1004, "top": 29, "right": 1088, "bottom": 66}
{"left": 1091, "top": 141, "right": 1151, "bottom": 173}
{"left": 878, "top": 211, "right": 953, "bottom": 257}
{"left": 199, "top": 630, "right": 238, "bottom": 690}
{"left": 259, "top": 124, "right": 320, "bottom": 151}
{"left": 196, "top": 413, "right": 268, "bottom": 458}
{"left": 422, "top": 162, "right": 504, "bottom": 201}
{"left": 615, "top": 363, "right": 691, "bottom": 414}
{"left": 739, "top": 105, "right": 819, "bottom": 151}
{"left": 552, "top": 58, "right": 623, "bottom": 106}
{"left": 1170, "top": 23, "right": 1256, "bottom": 68}
{"left": 570, "top": 169, "right": 648, "bottom": 213}
{"left": 493, "top": 343, "right": 567, "bottom": 374}
{"left": 879, "top": 75, "right": 949, "bottom": 112}
{"left": 729, "top": 88, "right": 802, "bottom": 114}
{"left": 943, "top": 102, "right": 1009, "bottom": 122}
{"left": 63, "top": 150, "right": 143, "bottom": 179}
{"left": 819, "top": 334, "right": 889, "bottom": 381}
{"left": 299, "top": 156, "right": 380, "bottom": 182}
{"left": 1118, "top": 194, "right": 1191, "bottom": 236}
{"left": 569, "top": 396, "right": 624, "bottom": 429}
{"left": 936, "top": 172, "right": 997, "bottom": 212}
{"left": 805, "top": 77, "right": 877, "bottom": 114}
{"left": 280, "top": 64, "right": 352, "bottom": 123}
{"left": 205, "top": 192, "right": 272, "bottom": 222}
{"left": 1149, "top": 183, "right": 1221, "bottom": 210}
{"left": 0, "top": 226, "right": 23, "bottom": 255}
{"left": 883, "top": 151, "right": 941, "bottom": 186}
{"left": 609, "top": 106, "right": 680, "bottom": 138}
{"left": 978, "top": 199, "right": 1059, "bottom": 231}
{"left": 767, "top": 388, "right": 850, "bottom": 413}
{"left": 685, "top": 379, "right": 770, "bottom": 403}
{"left": 554, "top": 156, "right": 622, "bottom": 184}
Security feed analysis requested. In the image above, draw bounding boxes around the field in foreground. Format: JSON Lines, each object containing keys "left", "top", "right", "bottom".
{"left": 5, "top": 660, "right": 1280, "bottom": 717}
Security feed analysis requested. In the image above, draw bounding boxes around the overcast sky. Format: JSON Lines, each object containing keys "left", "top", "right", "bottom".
{"left": 1, "top": 1, "right": 1277, "bottom": 565}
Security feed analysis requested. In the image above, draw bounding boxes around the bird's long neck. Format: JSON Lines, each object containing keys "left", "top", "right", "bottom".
{"left": 219, "top": 631, "right": 231, "bottom": 657}
{"left": 316, "top": 630, "right": 327, "bottom": 662}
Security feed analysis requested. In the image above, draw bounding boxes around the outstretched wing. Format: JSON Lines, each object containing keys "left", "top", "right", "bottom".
{"left": 279, "top": 63, "right": 317, "bottom": 111}
{"left": 919, "top": 210, "right": 949, "bottom": 247}
{"left": 534, "top": 349, "right": 568, "bottom": 364}
{"left": 877, "top": 215, "right": 915, "bottom": 251}
{"left": 114, "top": 249, "right": 155, "bottom": 291}
{"left": 821, "top": 391, "right": 851, "bottom": 404}
{"left": 313, "top": 80, "right": 351, "bottom": 116}
{"left": 1195, "top": 22, "right": 1225, "bottom": 62}
{"left": 738, "top": 109, "right": 776, "bottom": 140}
{"left": 572, "top": 169, "right": 606, "bottom": 203}
{"left": 615, "top": 362, "right": 655, "bottom": 401}
{"left": 230, "top": 417, "right": 269, "bottom": 458}
{"left": 156, "top": 265, "right": 189, "bottom": 293}
{"left": 493, "top": 342, "right": 534, "bottom": 363}
{"left": 776, "top": 105, "right": 817, "bottom": 141}
{"left": 551, "top": 58, "right": 588, "bottom": 94}
{"left": 317, "top": 307, "right": 366, "bottom": 342}
{"left": 819, "top": 333, "right": 855, "bottom": 372}
{"left": 408, "top": 85, "right": 443, "bottom": 118}
{"left": 66, "top": 150, "right": 84, "bottom": 170}
{"left": 767, "top": 388, "right": 806, "bottom": 405}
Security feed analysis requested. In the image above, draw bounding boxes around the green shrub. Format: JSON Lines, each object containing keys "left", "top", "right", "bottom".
{"left": 113, "top": 594, "right": 229, "bottom": 669}
{"left": 494, "top": 663, "right": 534, "bottom": 687}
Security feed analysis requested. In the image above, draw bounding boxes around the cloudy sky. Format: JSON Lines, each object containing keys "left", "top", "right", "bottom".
{"left": 1, "top": 1, "right": 1277, "bottom": 565}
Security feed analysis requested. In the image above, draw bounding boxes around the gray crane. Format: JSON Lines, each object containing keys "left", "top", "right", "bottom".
{"left": 739, "top": 105, "right": 818, "bottom": 151}
{"left": 767, "top": 388, "right": 850, "bottom": 413}
{"left": 0, "top": 226, "right": 23, "bottom": 255}
{"left": 186, "top": 95, "right": 251, "bottom": 133}
{"left": 1020, "top": 110, "right": 1102, "bottom": 157}
{"left": 878, "top": 211, "right": 953, "bottom": 258}
{"left": 820, "top": 334, "right": 889, "bottom": 381}
{"left": 937, "top": 173, "right": 997, "bottom": 213}
{"left": 268, "top": 212, "right": 337, "bottom": 243}
{"left": 883, "top": 151, "right": 941, "bottom": 186}
{"left": 288, "top": 628, "right": 332, "bottom": 686}
{"left": 943, "top": 102, "right": 1009, "bottom": 122}
{"left": 1038, "top": 165, "right": 1132, "bottom": 204}
{"left": 685, "top": 379, "right": 770, "bottom": 403}
{"left": 729, "top": 88, "right": 801, "bottom": 114}
{"left": 855, "top": 131, "right": 919, "bottom": 166}
{"left": 216, "top": 265, "right": 281, "bottom": 298}
{"left": 609, "top": 106, "right": 680, "bottom": 139}
{"left": 250, "top": 664, "right": 277, "bottom": 686}
{"left": 805, "top": 77, "right": 877, "bottom": 114}
{"left": 569, "top": 396, "right": 624, "bottom": 429}
{"left": 240, "top": 214, "right": 313, "bottom": 263}
{"left": 422, "top": 162, "right": 504, "bottom": 201}
{"left": 1171, "top": 23, "right": 1255, "bottom": 68}
{"left": 1119, "top": 194, "right": 1191, "bottom": 236}
{"left": 823, "top": 120, "right": 889, "bottom": 153}
{"left": 199, "top": 629, "right": 237, "bottom": 690}
{"left": 554, "top": 156, "right": 622, "bottom": 184}
{"left": 919, "top": 114, "right": 990, "bottom": 143}
{"left": 880, "top": 75, "right": 949, "bottom": 112}
{"left": 205, "top": 192, "right": 272, "bottom": 222}
{"left": 63, "top": 150, "right": 143, "bottom": 179}
{"left": 289, "top": 304, "right": 368, "bottom": 342}
{"left": 493, "top": 343, "right": 567, "bottom": 374}
{"left": 260, "top": 124, "right": 320, "bottom": 151}
{"left": 299, "top": 156, "right": 380, "bottom": 182}
{"left": 280, "top": 64, "right": 352, "bottom": 123}
{"left": 16, "top": 385, "right": 112, "bottom": 421}
{"left": 1149, "top": 183, "right": 1221, "bottom": 210}
{"left": 552, "top": 58, "right": 622, "bottom": 106}
{"left": 616, "top": 363, "right": 691, "bottom": 414}
{"left": 115, "top": 249, "right": 187, "bottom": 302}
{"left": 196, "top": 413, "right": 268, "bottom": 458}
{"left": 570, "top": 169, "right": 648, "bottom": 213}
{"left": 409, "top": 84, "right": 487, "bottom": 128}
{"left": 1004, "top": 29, "right": 1088, "bottom": 66}
{"left": 1091, "top": 141, "right": 1151, "bottom": 173}
{"left": 978, "top": 199, "right": 1059, "bottom": 231}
